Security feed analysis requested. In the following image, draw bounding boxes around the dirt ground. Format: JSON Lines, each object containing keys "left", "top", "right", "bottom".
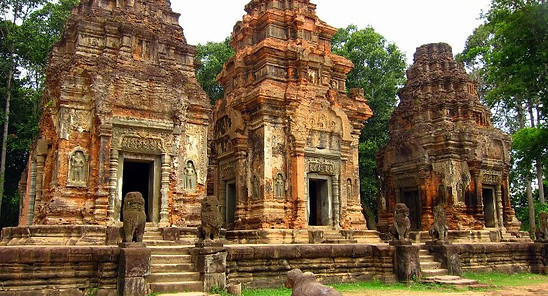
{"left": 343, "top": 283, "right": 548, "bottom": 296}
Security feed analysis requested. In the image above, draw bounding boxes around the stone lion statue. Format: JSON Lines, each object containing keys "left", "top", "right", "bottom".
{"left": 536, "top": 212, "right": 548, "bottom": 242}
{"left": 390, "top": 203, "right": 411, "bottom": 243}
{"left": 429, "top": 205, "right": 448, "bottom": 242}
{"left": 199, "top": 195, "right": 222, "bottom": 242}
{"left": 122, "top": 192, "right": 146, "bottom": 243}
{"left": 285, "top": 269, "right": 342, "bottom": 296}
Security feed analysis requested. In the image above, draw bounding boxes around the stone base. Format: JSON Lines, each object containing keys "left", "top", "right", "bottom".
{"left": 406, "top": 230, "right": 530, "bottom": 244}
{"left": 226, "top": 228, "right": 381, "bottom": 244}
{"left": 118, "top": 242, "right": 146, "bottom": 248}
{"left": 389, "top": 239, "right": 412, "bottom": 246}
{"left": 425, "top": 240, "right": 451, "bottom": 246}
{"left": 0, "top": 225, "right": 111, "bottom": 246}
{"left": 191, "top": 246, "right": 227, "bottom": 292}
{"left": 395, "top": 245, "right": 421, "bottom": 282}
{"left": 195, "top": 240, "right": 224, "bottom": 248}
{"left": 226, "top": 229, "right": 309, "bottom": 244}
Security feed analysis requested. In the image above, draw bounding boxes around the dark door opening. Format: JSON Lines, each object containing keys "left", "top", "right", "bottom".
{"left": 122, "top": 160, "right": 153, "bottom": 222}
{"left": 482, "top": 188, "right": 496, "bottom": 228}
{"left": 308, "top": 179, "right": 329, "bottom": 226}
{"left": 402, "top": 190, "right": 420, "bottom": 230}
{"left": 226, "top": 181, "right": 236, "bottom": 228}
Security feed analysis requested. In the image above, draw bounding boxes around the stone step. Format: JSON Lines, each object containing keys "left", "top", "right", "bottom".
{"left": 419, "top": 249, "right": 430, "bottom": 255}
{"left": 422, "top": 275, "right": 485, "bottom": 288}
{"left": 420, "top": 261, "right": 441, "bottom": 269}
{"left": 149, "top": 281, "right": 203, "bottom": 293}
{"left": 152, "top": 263, "right": 195, "bottom": 273}
{"left": 149, "top": 245, "right": 194, "bottom": 255}
{"left": 422, "top": 268, "right": 449, "bottom": 277}
{"left": 149, "top": 272, "right": 200, "bottom": 282}
{"left": 152, "top": 254, "right": 192, "bottom": 264}
{"left": 156, "top": 293, "right": 207, "bottom": 296}
{"left": 145, "top": 240, "right": 179, "bottom": 246}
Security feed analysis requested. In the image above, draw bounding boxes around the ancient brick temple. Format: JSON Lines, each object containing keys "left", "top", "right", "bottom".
{"left": 210, "top": 0, "right": 373, "bottom": 235}
{"left": 18, "top": 0, "right": 210, "bottom": 227}
{"left": 377, "top": 43, "right": 521, "bottom": 234}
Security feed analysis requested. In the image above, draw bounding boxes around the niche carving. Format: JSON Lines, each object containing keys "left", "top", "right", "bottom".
{"left": 68, "top": 148, "right": 89, "bottom": 187}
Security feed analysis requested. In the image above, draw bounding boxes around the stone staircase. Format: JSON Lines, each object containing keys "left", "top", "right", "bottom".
{"left": 500, "top": 231, "right": 532, "bottom": 243}
{"left": 419, "top": 248, "right": 484, "bottom": 288}
{"left": 419, "top": 248, "right": 448, "bottom": 277}
{"left": 144, "top": 226, "right": 203, "bottom": 294}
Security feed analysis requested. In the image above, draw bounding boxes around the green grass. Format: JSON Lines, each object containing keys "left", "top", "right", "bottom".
{"left": 462, "top": 272, "right": 547, "bottom": 288}
{"left": 241, "top": 272, "right": 548, "bottom": 296}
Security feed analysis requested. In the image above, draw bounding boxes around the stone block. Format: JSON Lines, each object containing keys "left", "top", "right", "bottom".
{"left": 118, "top": 246, "right": 150, "bottom": 278}
{"left": 394, "top": 245, "right": 421, "bottom": 282}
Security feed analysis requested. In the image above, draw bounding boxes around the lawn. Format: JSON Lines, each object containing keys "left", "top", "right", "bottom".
{"left": 238, "top": 272, "right": 548, "bottom": 296}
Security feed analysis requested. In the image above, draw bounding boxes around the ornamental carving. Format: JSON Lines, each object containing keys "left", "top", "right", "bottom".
{"left": 482, "top": 171, "right": 502, "bottom": 185}
{"left": 306, "top": 157, "right": 339, "bottom": 176}
{"left": 121, "top": 136, "right": 163, "bottom": 153}
{"left": 220, "top": 162, "right": 236, "bottom": 181}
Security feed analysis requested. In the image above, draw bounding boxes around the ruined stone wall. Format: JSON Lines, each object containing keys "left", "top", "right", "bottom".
{"left": 226, "top": 244, "right": 396, "bottom": 289}
{"left": 0, "top": 246, "right": 119, "bottom": 295}
{"left": 19, "top": 0, "right": 210, "bottom": 228}
{"left": 429, "top": 243, "right": 547, "bottom": 274}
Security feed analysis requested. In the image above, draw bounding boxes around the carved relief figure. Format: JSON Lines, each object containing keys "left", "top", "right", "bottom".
{"left": 274, "top": 173, "right": 285, "bottom": 199}
{"left": 390, "top": 203, "right": 411, "bottom": 244}
{"left": 184, "top": 160, "right": 197, "bottom": 191}
{"left": 429, "top": 205, "right": 449, "bottom": 242}
{"left": 68, "top": 149, "right": 88, "bottom": 186}
{"left": 252, "top": 175, "right": 260, "bottom": 200}
{"left": 199, "top": 195, "right": 222, "bottom": 242}
{"left": 285, "top": 269, "right": 342, "bottom": 296}
{"left": 347, "top": 179, "right": 352, "bottom": 201}
{"left": 122, "top": 192, "right": 146, "bottom": 243}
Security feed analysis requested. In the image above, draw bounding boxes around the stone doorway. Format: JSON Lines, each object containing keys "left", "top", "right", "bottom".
{"left": 482, "top": 187, "right": 496, "bottom": 228}
{"left": 308, "top": 175, "right": 332, "bottom": 226}
{"left": 402, "top": 189, "right": 420, "bottom": 230}
{"left": 225, "top": 181, "right": 236, "bottom": 228}
{"left": 120, "top": 156, "right": 161, "bottom": 224}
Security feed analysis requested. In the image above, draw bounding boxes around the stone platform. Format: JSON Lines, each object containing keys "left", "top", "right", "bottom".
{"left": 0, "top": 241, "right": 547, "bottom": 294}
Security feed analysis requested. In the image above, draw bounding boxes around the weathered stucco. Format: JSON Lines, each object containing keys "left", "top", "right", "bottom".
{"left": 19, "top": 0, "right": 210, "bottom": 227}
{"left": 209, "top": 0, "right": 373, "bottom": 234}
{"left": 377, "top": 43, "right": 521, "bottom": 234}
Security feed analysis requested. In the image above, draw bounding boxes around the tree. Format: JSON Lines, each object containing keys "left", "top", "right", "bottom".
{"left": 461, "top": 0, "right": 548, "bottom": 234}
{"left": 196, "top": 37, "right": 234, "bottom": 104}
{"left": 332, "top": 25, "right": 407, "bottom": 227}
{"left": 0, "top": 0, "right": 78, "bottom": 227}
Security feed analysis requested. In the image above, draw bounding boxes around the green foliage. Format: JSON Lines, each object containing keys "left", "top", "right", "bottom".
{"left": 0, "top": 0, "right": 79, "bottom": 228}
{"left": 196, "top": 37, "right": 234, "bottom": 103}
{"left": 462, "top": 0, "right": 548, "bottom": 231}
{"left": 512, "top": 127, "right": 548, "bottom": 172}
{"left": 332, "top": 25, "right": 407, "bottom": 224}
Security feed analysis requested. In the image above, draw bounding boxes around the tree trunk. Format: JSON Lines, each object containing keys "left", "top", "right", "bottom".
{"left": 0, "top": 39, "right": 14, "bottom": 218}
{"left": 537, "top": 162, "right": 545, "bottom": 205}
{"left": 526, "top": 174, "right": 536, "bottom": 234}
{"left": 518, "top": 101, "right": 536, "bottom": 234}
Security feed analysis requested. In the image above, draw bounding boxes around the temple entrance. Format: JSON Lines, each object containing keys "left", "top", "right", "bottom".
{"left": 121, "top": 159, "right": 157, "bottom": 223}
{"left": 402, "top": 189, "right": 420, "bottom": 230}
{"left": 308, "top": 176, "right": 331, "bottom": 226}
{"left": 225, "top": 181, "right": 236, "bottom": 228}
{"left": 482, "top": 187, "right": 496, "bottom": 228}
